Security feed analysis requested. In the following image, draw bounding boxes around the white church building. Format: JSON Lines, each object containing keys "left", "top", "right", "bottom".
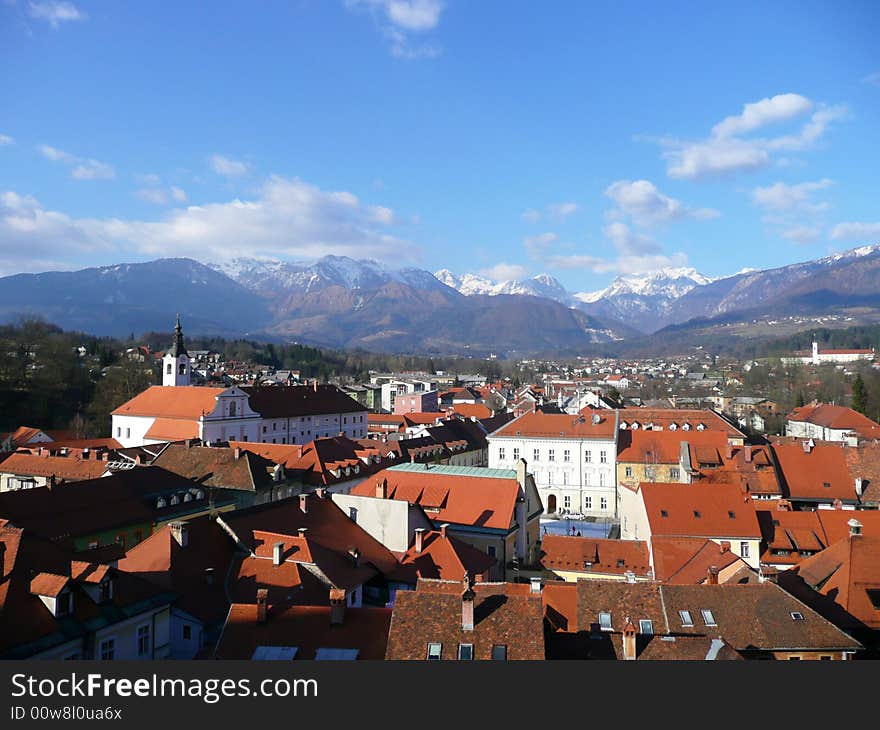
{"left": 781, "top": 339, "right": 875, "bottom": 366}
{"left": 111, "top": 317, "right": 368, "bottom": 448}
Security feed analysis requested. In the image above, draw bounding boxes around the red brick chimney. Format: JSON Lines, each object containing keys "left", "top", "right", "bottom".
{"left": 256, "top": 588, "right": 268, "bottom": 623}
{"left": 622, "top": 618, "right": 637, "bottom": 660}
{"left": 707, "top": 566, "right": 719, "bottom": 585}
{"left": 414, "top": 528, "right": 425, "bottom": 553}
{"left": 744, "top": 445, "right": 753, "bottom": 463}
{"left": 376, "top": 478, "right": 387, "bottom": 499}
{"left": 461, "top": 572, "right": 475, "bottom": 631}
{"left": 329, "top": 587, "right": 346, "bottom": 626}
{"left": 719, "top": 541, "right": 730, "bottom": 554}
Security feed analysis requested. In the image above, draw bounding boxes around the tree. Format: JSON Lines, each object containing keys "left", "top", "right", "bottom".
{"left": 852, "top": 374, "right": 868, "bottom": 415}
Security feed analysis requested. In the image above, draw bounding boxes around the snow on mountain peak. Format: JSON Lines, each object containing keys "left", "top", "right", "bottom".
{"left": 573, "top": 267, "right": 713, "bottom": 303}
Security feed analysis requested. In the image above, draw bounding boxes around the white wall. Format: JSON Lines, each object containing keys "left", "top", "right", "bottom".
{"left": 332, "top": 492, "right": 431, "bottom": 551}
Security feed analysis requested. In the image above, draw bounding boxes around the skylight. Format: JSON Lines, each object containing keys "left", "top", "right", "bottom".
{"left": 427, "top": 643, "right": 442, "bottom": 660}
{"left": 679, "top": 610, "right": 694, "bottom": 627}
{"left": 251, "top": 646, "right": 299, "bottom": 660}
{"left": 790, "top": 612, "right": 804, "bottom": 621}
{"left": 701, "top": 609, "right": 717, "bottom": 626}
{"left": 599, "top": 611, "right": 613, "bottom": 631}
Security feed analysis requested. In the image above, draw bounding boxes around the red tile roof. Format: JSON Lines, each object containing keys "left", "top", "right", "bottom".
{"left": 0, "top": 452, "right": 108, "bottom": 482}
{"left": 641, "top": 482, "right": 761, "bottom": 539}
{"left": 614, "top": 408, "right": 745, "bottom": 439}
{"left": 540, "top": 535, "right": 652, "bottom": 577}
{"left": 650, "top": 537, "right": 746, "bottom": 584}
{"left": 214, "top": 603, "right": 392, "bottom": 660}
{"left": 144, "top": 418, "right": 200, "bottom": 441}
{"left": 351, "top": 466, "right": 521, "bottom": 531}
{"left": 617, "top": 429, "right": 727, "bottom": 464}
{"left": 29, "top": 572, "right": 69, "bottom": 597}
{"left": 385, "top": 578, "right": 545, "bottom": 660}
{"left": 787, "top": 403, "right": 880, "bottom": 440}
{"left": 388, "top": 530, "right": 496, "bottom": 584}
{"left": 491, "top": 411, "right": 617, "bottom": 440}
{"left": 772, "top": 441, "right": 857, "bottom": 502}
{"left": 111, "top": 385, "right": 228, "bottom": 418}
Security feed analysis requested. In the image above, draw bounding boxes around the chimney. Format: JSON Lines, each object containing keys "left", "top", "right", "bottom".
{"left": 299, "top": 494, "right": 308, "bottom": 513}
{"left": 204, "top": 567, "right": 214, "bottom": 585}
{"left": 170, "top": 521, "right": 189, "bottom": 548}
{"left": 376, "top": 478, "right": 388, "bottom": 499}
{"left": 724, "top": 443, "right": 733, "bottom": 460}
{"left": 855, "top": 478, "right": 865, "bottom": 497}
{"left": 530, "top": 576, "right": 542, "bottom": 594}
{"left": 440, "top": 523, "right": 449, "bottom": 538}
{"left": 234, "top": 447, "right": 241, "bottom": 460}
{"left": 273, "top": 541, "right": 285, "bottom": 566}
{"left": 313, "top": 381, "right": 318, "bottom": 392}
{"left": 298, "top": 527, "right": 309, "bottom": 538}
{"left": 348, "top": 547, "right": 360, "bottom": 568}
{"left": 719, "top": 541, "right": 730, "bottom": 554}
{"left": 848, "top": 518, "right": 863, "bottom": 537}
{"left": 744, "top": 445, "right": 753, "bottom": 463}
{"left": 414, "top": 528, "right": 426, "bottom": 553}
{"left": 461, "top": 573, "right": 475, "bottom": 631}
{"left": 101, "top": 451, "right": 109, "bottom": 462}
{"left": 256, "top": 588, "right": 268, "bottom": 624}
{"left": 622, "top": 618, "right": 637, "bottom": 661}
{"left": 707, "top": 566, "right": 719, "bottom": 585}
{"left": 329, "top": 588, "right": 346, "bottom": 626}
{"left": 316, "top": 487, "right": 327, "bottom": 499}
{"left": 802, "top": 439, "right": 814, "bottom": 454}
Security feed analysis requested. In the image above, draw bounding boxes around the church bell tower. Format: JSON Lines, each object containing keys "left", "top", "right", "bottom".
{"left": 163, "top": 314, "right": 191, "bottom": 386}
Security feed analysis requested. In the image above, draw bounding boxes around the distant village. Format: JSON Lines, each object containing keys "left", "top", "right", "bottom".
{"left": 1, "top": 318, "right": 879, "bottom": 661}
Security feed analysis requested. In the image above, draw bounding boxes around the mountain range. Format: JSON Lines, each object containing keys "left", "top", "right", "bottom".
{"left": 0, "top": 243, "right": 878, "bottom": 356}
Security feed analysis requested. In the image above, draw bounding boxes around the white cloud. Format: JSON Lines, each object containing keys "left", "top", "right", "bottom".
{"left": 136, "top": 186, "right": 188, "bottom": 206}
{"left": 521, "top": 208, "right": 540, "bottom": 223}
{"left": 605, "top": 179, "right": 719, "bottom": 226}
{"left": 830, "top": 222, "right": 880, "bottom": 242}
{"left": 660, "top": 94, "right": 846, "bottom": 180}
{"left": 0, "top": 176, "right": 414, "bottom": 272}
{"left": 72, "top": 159, "right": 115, "bottom": 180}
{"left": 479, "top": 262, "right": 529, "bottom": 281}
{"left": 0, "top": 134, "right": 13, "bottom": 146}
{"left": 751, "top": 179, "right": 833, "bottom": 213}
{"left": 38, "top": 144, "right": 115, "bottom": 180}
{"left": 28, "top": 1, "right": 86, "bottom": 28}
{"left": 347, "top": 0, "right": 445, "bottom": 59}
{"left": 712, "top": 93, "right": 813, "bottom": 138}
{"left": 780, "top": 226, "right": 822, "bottom": 245}
{"left": 603, "top": 222, "right": 662, "bottom": 256}
{"left": 524, "top": 232, "right": 557, "bottom": 256}
{"left": 38, "top": 144, "right": 75, "bottom": 162}
{"left": 547, "top": 251, "right": 689, "bottom": 275}
{"left": 547, "top": 202, "right": 578, "bottom": 220}
{"left": 136, "top": 188, "right": 169, "bottom": 205}
{"left": 367, "top": 205, "right": 396, "bottom": 224}
{"left": 209, "top": 154, "right": 249, "bottom": 177}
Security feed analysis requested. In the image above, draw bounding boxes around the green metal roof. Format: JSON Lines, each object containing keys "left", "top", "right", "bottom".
{"left": 387, "top": 463, "right": 517, "bottom": 480}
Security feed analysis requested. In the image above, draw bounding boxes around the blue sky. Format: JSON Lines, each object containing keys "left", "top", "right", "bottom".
{"left": 1, "top": 0, "right": 879, "bottom": 293}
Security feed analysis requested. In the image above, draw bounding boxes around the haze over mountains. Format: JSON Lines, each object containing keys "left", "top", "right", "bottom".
{"left": 0, "top": 243, "right": 878, "bottom": 356}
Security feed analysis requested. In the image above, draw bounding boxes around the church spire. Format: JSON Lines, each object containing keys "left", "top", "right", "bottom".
{"left": 168, "top": 313, "right": 188, "bottom": 358}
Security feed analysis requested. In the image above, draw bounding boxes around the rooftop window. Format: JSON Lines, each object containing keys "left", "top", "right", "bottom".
{"left": 693, "top": 510, "right": 701, "bottom": 518}
{"left": 679, "top": 610, "right": 693, "bottom": 627}
{"left": 491, "top": 645, "right": 507, "bottom": 661}
{"left": 701, "top": 609, "right": 717, "bottom": 626}
{"left": 598, "top": 611, "right": 613, "bottom": 631}
{"left": 790, "top": 612, "right": 804, "bottom": 621}
{"left": 639, "top": 619, "right": 654, "bottom": 635}
{"left": 457, "top": 644, "right": 474, "bottom": 661}
{"left": 427, "top": 643, "right": 442, "bottom": 660}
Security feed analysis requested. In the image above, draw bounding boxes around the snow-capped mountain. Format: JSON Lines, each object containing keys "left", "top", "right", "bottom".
{"left": 434, "top": 270, "right": 571, "bottom": 303}
{"left": 574, "top": 267, "right": 714, "bottom": 304}
{"left": 214, "top": 255, "right": 448, "bottom": 297}
{"left": 572, "top": 267, "right": 715, "bottom": 333}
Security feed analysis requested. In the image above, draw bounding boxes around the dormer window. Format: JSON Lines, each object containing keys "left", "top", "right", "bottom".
{"left": 100, "top": 579, "right": 114, "bottom": 603}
